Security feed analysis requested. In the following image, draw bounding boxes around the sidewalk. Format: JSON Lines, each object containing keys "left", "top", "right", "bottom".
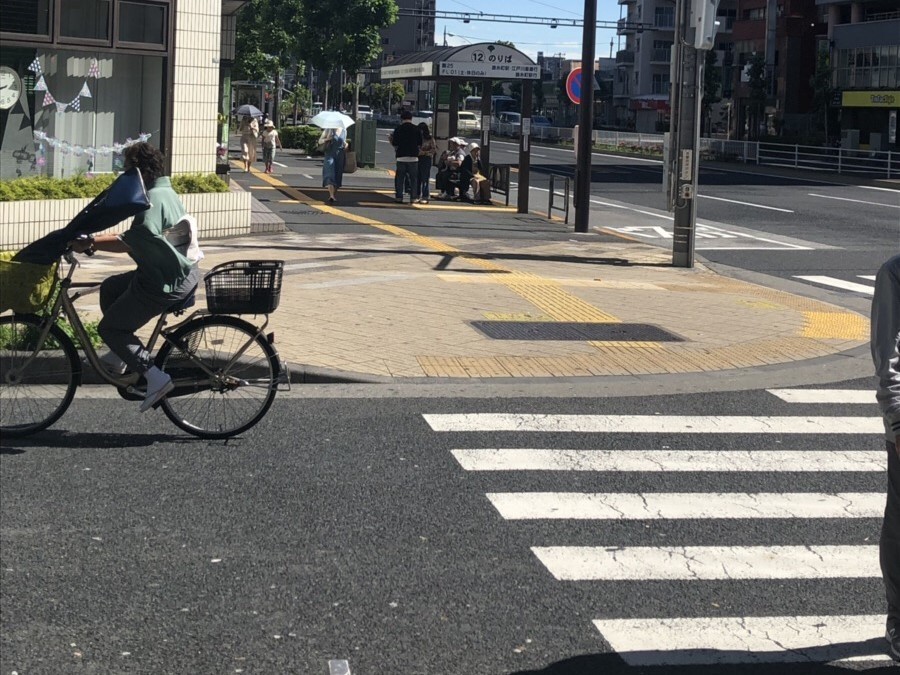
{"left": 73, "top": 162, "right": 872, "bottom": 385}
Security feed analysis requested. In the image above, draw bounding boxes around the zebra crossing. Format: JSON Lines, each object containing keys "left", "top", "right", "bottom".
{"left": 423, "top": 388, "right": 892, "bottom": 667}
{"left": 793, "top": 273, "right": 877, "bottom": 296}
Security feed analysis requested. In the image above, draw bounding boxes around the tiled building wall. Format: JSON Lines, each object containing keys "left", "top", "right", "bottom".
{"left": 170, "top": 0, "right": 222, "bottom": 174}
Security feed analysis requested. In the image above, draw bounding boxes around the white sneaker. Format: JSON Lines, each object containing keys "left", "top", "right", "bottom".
{"left": 140, "top": 366, "right": 174, "bottom": 413}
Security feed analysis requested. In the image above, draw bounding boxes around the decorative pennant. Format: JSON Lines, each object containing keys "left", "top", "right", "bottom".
{"left": 42, "top": 91, "right": 55, "bottom": 107}
{"left": 33, "top": 131, "right": 153, "bottom": 158}
{"left": 34, "top": 76, "right": 47, "bottom": 92}
{"left": 88, "top": 58, "right": 100, "bottom": 78}
{"left": 68, "top": 97, "right": 81, "bottom": 112}
{"left": 79, "top": 82, "right": 92, "bottom": 98}
{"left": 27, "top": 57, "right": 41, "bottom": 75}
{"left": 55, "top": 101, "right": 68, "bottom": 113}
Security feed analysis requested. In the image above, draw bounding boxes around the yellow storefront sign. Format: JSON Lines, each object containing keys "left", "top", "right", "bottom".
{"left": 842, "top": 90, "right": 899, "bottom": 107}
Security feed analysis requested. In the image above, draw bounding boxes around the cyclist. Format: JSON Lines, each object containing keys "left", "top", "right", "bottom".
{"left": 69, "top": 142, "right": 200, "bottom": 412}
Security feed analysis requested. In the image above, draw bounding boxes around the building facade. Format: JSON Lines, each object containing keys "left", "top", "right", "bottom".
{"left": 375, "top": 0, "right": 435, "bottom": 109}
{"left": 818, "top": 0, "right": 899, "bottom": 149}
{"left": 0, "top": 0, "right": 243, "bottom": 180}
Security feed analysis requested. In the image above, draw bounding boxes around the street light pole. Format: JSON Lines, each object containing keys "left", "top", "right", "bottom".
{"left": 574, "top": 0, "right": 596, "bottom": 233}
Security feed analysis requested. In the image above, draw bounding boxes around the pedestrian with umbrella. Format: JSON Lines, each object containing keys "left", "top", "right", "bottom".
{"left": 238, "top": 105, "right": 259, "bottom": 173}
{"left": 310, "top": 111, "right": 355, "bottom": 204}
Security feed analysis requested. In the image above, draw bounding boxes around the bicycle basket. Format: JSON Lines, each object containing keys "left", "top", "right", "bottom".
{"left": 204, "top": 260, "right": 283, "bottom": 314}
{"left": 0, "top": 251, "right": 58, "bottom": 314}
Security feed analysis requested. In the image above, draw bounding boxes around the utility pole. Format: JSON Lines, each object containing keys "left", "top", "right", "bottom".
{"left": 574, "top": 0, "right": 597, "bottom": 233}
{"left": 669, "top": 0, "right": 720, "bottom": 267}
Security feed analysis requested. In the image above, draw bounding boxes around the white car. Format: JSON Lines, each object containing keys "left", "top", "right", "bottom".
{"left": 411, "top": 110, "right": 433, "bottom": 127}
{"left": 457, "top": 110, "right": 481, "bottom": 132}
{"left": 356, "top": 105, "right": 373, "bottom": 120}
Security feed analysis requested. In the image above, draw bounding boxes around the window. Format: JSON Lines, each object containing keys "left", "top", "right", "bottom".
{"left": 1, "top": 0, "right": 51, "bottom": 37}
{"left": 655, "top": 7, "right": 675, "bottom": 28}
{"left": 60, "top": 0, "right": 111, "bottom": 41}
{"left": 743, "top": 8, "right": 765, "bottom": 20}
{"left": 118, "top": 2, "right": 166, "bottom": 46}
{"left": 652, "top": 73, "right": 670, "bottom": 95}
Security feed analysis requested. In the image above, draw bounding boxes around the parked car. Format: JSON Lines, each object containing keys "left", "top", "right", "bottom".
{"left": 531, "top": 115, "right": 552, "bottom": 128}
{"left": 457, "top": 110, "right": 481, "bottom": 132}
{"left": 411, "top": 110, "right": 433, "bottom": 127}
{"left": 494, "top": 111, "right": 522, "bottom": 137}
{"left": 356, "top": 104, "right": 373, "bottom": 120}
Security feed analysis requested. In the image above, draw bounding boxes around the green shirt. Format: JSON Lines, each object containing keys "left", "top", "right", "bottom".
{"left": 120, "top": 177, "right": 195, "bottom": 294}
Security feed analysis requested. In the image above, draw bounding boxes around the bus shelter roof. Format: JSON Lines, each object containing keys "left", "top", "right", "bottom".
{"left": 380, "top": 43, "right": 539, "bottom": 81}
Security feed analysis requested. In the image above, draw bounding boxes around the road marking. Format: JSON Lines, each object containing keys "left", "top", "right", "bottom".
{"left": 273, "top": 161, "right": 288, "bottom": 167}
{"left": 808, "top": 193, "right": 900, "bottom": 208}
{"left": 858, "top": 275, "right": 876, "bottom": 281}
{"left": 328, "top": 660, "right": 351, "bottom": 675}
{"left": 593, "top": 615, "right": 889, "bottom": 666}
{"left": 697, "top": 194, "right": 794, "bottom": 212}
{"left": 794, "top": 275, "right": 875, "bottom": 295}
{"left": 423, "top": 413, "right": 883, "bottom": 434}
{"left": 859, "top": 185, "right": 900, "bottom": 193}
{"left": 767, "top": 389, "right": 875, "bottom": 404}
{"left": 533, "top": 545, "right": 880, "bottom": 580}
{"left": 485, "top": 492, "right": 884, "bottom": 519}
{"left": 451, "top": 448, "right": 885, "bottom": 472}
{"left": 302, "top": 173, "right": 314, "bottom": 180}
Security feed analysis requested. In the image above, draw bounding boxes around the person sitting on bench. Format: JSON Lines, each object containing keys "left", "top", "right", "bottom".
{"left": 435, "top": 137, "right": 466, "bottom": 200}
{"left": 460, "top": 143, "right": 491, "bottom": 205}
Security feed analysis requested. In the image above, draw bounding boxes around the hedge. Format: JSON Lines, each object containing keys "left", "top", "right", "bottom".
{"left": 279, "top": 125, "right": 324, "bottom": 154}
{"left": 0, "top": 172, "right": 228, "bottom": 201}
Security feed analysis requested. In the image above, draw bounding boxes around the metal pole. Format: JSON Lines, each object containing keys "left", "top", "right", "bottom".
{"left": 574, "top": 0, "right": 597, "bottom": 232}
{"left": 671, "top": 0, "right": 703, "bottom": 268}
{"left": 516, "top": 80, "right": 533, "bottom": 213}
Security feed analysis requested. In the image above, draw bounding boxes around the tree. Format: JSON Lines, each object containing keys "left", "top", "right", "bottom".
{"left": 234, "top": 0, "right": 305, "bottom": 82}
{"left": 809, "top": 50, "right": 835, "bottom": 144}
{"left": 702, "top": 49, "right": 721, "bottom": 136}
{"left": 746, "top": 52, "right": 768, "bottom": 140}
{"left": 296, "top": 0, "right": 398, "bottom": 116}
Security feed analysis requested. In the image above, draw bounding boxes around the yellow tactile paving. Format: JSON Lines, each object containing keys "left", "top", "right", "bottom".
{"left": 801, "top": 311, "right": 870, "bottom": 340}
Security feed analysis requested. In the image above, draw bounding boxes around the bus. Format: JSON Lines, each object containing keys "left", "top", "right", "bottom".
{"left": 463, "top": 95, "right": 517, "bottom": 115}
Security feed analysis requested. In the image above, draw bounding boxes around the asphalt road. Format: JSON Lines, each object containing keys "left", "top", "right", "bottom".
{"left": 1, "top": 380, "right": 891, "bottom": 673}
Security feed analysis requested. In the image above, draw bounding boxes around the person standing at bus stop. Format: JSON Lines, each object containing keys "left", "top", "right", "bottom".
{"left": 416, "top": 122, "right": 436, "bottom": 204}
{"left": 391, "top": 110, "right": 421, "bottom": 204}
{"left": 872, "top": 252, "right": 900, "bottom": 662}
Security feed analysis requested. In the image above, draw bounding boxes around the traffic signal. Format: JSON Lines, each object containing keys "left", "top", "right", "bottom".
{"left": 691, "top": 0, "right": 721, "bottom": 50}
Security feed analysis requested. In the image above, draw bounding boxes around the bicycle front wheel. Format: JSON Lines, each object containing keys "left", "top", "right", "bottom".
{"left": 157, "top": 315, "right": 279, "bottom": 439}
{"left": 0, "top": 314, "right": 79, "bottom": 438}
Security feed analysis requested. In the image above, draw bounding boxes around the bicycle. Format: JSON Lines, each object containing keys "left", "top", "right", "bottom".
{"left": 0, "top": 251, "right": 290, "bottom": 439}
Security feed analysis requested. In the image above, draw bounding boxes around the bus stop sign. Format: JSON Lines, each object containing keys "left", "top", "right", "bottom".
{"left": 566, "top": 68, "right": 582, "bottom": 105}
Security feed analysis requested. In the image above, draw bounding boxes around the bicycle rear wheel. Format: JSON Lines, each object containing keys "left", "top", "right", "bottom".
{"left": 0, "top": 314, "right": 79, "bottom": 437}
{"left": 156, "top": 315, "right": 279, "bottom": 439}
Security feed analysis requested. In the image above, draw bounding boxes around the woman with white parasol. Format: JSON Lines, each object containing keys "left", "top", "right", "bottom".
{"left": 311, "top": 111, "right": 355, "bottom": 204}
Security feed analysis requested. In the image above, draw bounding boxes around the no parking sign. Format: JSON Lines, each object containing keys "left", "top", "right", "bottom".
{"left": 565, "top": 67, "right": 582, "bottom": 105}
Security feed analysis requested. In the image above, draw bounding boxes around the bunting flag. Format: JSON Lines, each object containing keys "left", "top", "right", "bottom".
{"left": 88, "top": 59, "right": 100, "bottom": 78}
{"left": 55, "top": 101, "right": 68, "bottom": 113}
{"left": 33, "top": 130, "right": 152, "bottom": 158}
{"left": 68, "top": 97, "right": 81, "bottom": 112}
{"left": 42, "top": 91, "right": 55, "bottom": 107}
{"left": 79, "top": 82, "right": 92, "bottom": 98}
{"left": 27, "top": 57, "right": 41, "bottom": 75}
{"left": 34, "top": 76, "right": 47, "bottom": 91}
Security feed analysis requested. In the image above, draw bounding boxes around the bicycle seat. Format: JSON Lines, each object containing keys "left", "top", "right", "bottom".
{"left": 167, "top": 285, "right": 197, "bottom": 315}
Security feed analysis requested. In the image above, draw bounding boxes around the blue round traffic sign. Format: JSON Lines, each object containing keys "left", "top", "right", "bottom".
{"left": 566, "top": 67, "right": 582, "bottom": 105}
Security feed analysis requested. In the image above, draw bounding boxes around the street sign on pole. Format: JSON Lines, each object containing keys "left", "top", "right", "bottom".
{"left": 566, "top": 67, "right": 582, "bottom": 105}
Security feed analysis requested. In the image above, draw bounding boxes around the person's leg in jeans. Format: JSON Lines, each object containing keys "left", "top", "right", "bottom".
{"left": 884, "top": 441, "right": 900, "bottom": 639}
{"left": 394, "top": 162, "right": 406, "bottom": 200}
{"left": 418, "top": 156, "right": 431, "bottom": 202}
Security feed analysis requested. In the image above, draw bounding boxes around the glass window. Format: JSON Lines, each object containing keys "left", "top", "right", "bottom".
{"left": 119, "top": 2, "right": 166, "bottom": 45}
{"left": 60, "top": 0, "right": 110, "bottom": 41}
{"left": 0, "top": 49, "right": 163, "bottom": 179}
{"left": 1, "top": 0, "right": 51, "bottom": 36}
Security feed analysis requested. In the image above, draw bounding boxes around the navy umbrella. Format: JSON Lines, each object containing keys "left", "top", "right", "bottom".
{"left": 235, "top": 104, "right": 263, "bottom": 118}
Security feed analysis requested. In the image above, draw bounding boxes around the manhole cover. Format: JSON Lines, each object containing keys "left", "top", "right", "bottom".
{"left": 470, "top": 321, "right": 683, "bottom": 341}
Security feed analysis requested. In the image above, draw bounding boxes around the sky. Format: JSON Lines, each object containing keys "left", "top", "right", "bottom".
{"left": 434, "top": 0, "right": 625, "bottom": 61}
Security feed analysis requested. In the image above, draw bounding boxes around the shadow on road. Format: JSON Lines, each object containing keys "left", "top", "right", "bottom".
{"left": 0, "top": 430, "right": 192, "bottom": 454}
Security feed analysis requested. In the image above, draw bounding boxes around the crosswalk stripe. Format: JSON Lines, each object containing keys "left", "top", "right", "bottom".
{"left": 486, "top": 492, "right": 884, "bottom": 520}
{"left": 592, "top": 615, "right": 889, "bottom": 666}
{"left": 452, "top": 448, "right": 886, "bottom": 472}
{"left": 767, "top": 389, "right": 876, "bottom": 404}
{"left": 858, "top": 275, "right": 876, "bottom": 281}
{"left": 424, "top": 414, "right": 883, "bottom": 434}
{"left": 532, "top": 545, "right": 880, "bottom": 580}
{"left": 793, "top": 275, "right": 875, "bottom": 295}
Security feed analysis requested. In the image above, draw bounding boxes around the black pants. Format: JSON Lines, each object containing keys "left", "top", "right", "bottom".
{"left": 885, "top": 441, "right": 900, "bottom": 631}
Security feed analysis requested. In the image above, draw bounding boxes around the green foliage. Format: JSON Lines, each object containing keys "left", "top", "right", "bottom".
{"left": 0, "top": 318, "right": 101, "bottom": 349}
{"left": 279, "top": 125, "right": 322, "bottom": 153}
{"left": 0, "top": 173, "right": 227, "bottom": 202}
{"left": 0, "top": 174, "right": 115, "bottom": 201}
{"left": 57, "top": 318, "right": 103, "bottom": 348}
{"left": 702, "top": 50, "right": 722, "bottom": 134}
{"left": 235, "top": 0, "right": 306, "bottom": 81}
{"left": 170, "top": 173, "right": 228, "bottom": 194}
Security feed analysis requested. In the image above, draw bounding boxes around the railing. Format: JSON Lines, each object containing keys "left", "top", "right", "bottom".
{"left": 489, "top": 164, "right": 511, "bottom": 207}
{"left": 754, "top": 142, "right": 897, "bottom": 178}
{"left": 548, "top": 173, "right": 571, "bottom": 224}
{"left": 650, "top": 48, "right": 671, "bottom": 63}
